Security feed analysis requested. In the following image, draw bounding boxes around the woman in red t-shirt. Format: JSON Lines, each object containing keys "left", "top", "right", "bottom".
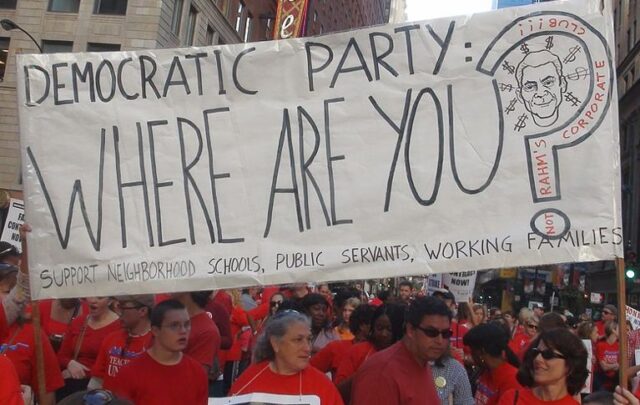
{"left": 229, "top": 310, "right": 343, "bottom": 405}
{"left": 497, "top": 328, "right": 589, "bottom": 405}
{"left": 56, "top": 296, "right": 120, "bottom": 400}
{"left": 463, "top": 323, "right": 521, "bottom": 405}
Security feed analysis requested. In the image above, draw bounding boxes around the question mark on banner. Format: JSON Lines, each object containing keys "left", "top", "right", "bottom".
{"left": 476, "top": 11, "right": 614, "bottom": 239}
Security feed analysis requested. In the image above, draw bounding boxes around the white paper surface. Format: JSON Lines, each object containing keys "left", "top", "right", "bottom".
{"left": 0, "top": 199, "right": 25, "bottom": 249}
{"left": 16, "top": 0, "right": 623, "bottom": 299}
{"left": 210, "top": 393, "right": 320, "bottom": 405}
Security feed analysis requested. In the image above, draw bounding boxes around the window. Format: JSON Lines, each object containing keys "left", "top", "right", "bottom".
{"left": 171, "top": 0, "right": 184, "bottom": 35}
{"left": 0, "top": 38, "right": 9, "bottom": 82}
{"left": 48, "top": 0, "right": 80, "bottom": 12}
{"left": 94, "top": 0, "right": 127, "bottom": 15}
{"left": 206, "top": 25, "right": 216, "bottom": 45}
{"left": 235, "top": 1, "right": 245, "bottom": 32}
{"left": 87, "top": 42, "right": 121, "bottom": 52}
{"left": 185, "top": 5, "right": 198, "bottom": 45}
{"left": 313, "top": 11, "right": 317, "bottom": 22}
{"left": 243, "top": 13, "right": 253, "bottom": 42}
{"left": 42, "top": 40, "right": 73, "bottom": 53}
{"left": 629, "top": 29, "right": 632, "bottom": 51}
{"left": 0, "top": 0, "right": 16, "bottom": 9}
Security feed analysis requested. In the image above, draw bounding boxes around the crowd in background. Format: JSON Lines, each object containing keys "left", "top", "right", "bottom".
{"left": 2, "top": 235, "right": 640, "bottom": 404}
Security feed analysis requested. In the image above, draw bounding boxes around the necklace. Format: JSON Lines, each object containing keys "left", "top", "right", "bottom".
{"left": 233, "top": 362, "right": 303, "bottom": 398}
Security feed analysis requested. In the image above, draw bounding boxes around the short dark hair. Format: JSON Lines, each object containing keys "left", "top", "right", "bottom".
{"left": 301, "top": 293, "right": 328, "bottom": 311}
{"left": 399, "top": 280, "right": 413, "bottom": 289}
{"left": 539, "top": 312, "right": 566, "bottom": 333}
{"left": 150, "top": 299, "right": 186, "bottom": 328}
{"left": 583, "top": 391, "right": 614, "bottom": 405}
{"left": 368, "top": 303, "right": 406, "bottom": 343}
{"left": 349, "top": 304, "right": 375, "bottom": 335}
{"left": 405, "top": 296, "right": 451, "bottom": 328}
{"left": 464, "top": 322, "right": 520, "bottom": 367}
{"left": 0, "top": 242, "right": 20, "bottom": 261}
{"left": 189, "top": 291, "right": 212, "bottom": 309}
{"left": 517, "top": 328, "right": 588, "bottom": 395}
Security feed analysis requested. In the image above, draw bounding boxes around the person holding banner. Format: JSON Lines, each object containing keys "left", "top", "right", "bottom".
{"left": 498, "top": 328, "right": 589, "bottom": 405}
{"left": 38, "top": 298, "right": 87, "bottom": 352}
{"left": 106, "top": 299, "right": 208, "bottom": 404}
{"left": 0, "top": 285, "right": 64, "bottom": 405}
{"left": 228, "top": 310, "right": 343, "bottom": 404}
{"left": 88, "top": 295, "right": 155, "bottom": 389}
{"left": 56, "top": 297, "right": 120, "bottom": 399}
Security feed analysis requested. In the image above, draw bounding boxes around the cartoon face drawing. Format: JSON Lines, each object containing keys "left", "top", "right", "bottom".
{"left": 515, "top": 50, "right": 568, "bottom": 127}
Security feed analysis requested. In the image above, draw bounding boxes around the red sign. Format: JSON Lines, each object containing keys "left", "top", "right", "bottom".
{"left": 273, "top": 0, "right": 309, "bottom": 39}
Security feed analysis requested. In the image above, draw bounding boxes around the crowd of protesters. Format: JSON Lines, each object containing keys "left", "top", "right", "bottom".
{"left": 3, "top": 232, "right": 640, "bottom": 404}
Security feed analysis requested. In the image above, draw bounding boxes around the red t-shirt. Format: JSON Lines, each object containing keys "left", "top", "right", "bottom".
{"left": 310, "top": 339, "right": 353, "bottom": 381}
{"left": 57, "top": 314, "right": 121, "bottom": 373}
{"left": 107, "top": 351, "right": 208, "bottom": 405}
{"left": 475, "top": 362, "right": 521, "bottom": 405}
{"left": 185, "top": 311, "right": 220, "bottom": 369}
{"left": 595, "top": 320, "right": 606, "bottom": 338}
{"left": 38, "top": 299, "right": 87, "bottom": 340}
{"left": 498, "top": 388, "right": 579, "bottom": 405}
{"left": 213, "top": 291, "right": 233, "bottom": 315}
{"left": 0, "top": 302, "right": 9, "bottom": 339}
{"left": 335, "top": 341, "right": 375, "bottom": 384}
{"left": 2, "top": 322, "right": 64, "bottom": 393}
{"left": 0, "top": 355, "right": 23, "bottom": 405}
{"left": 229, "top": 361, "right": 343, "bottom": 405}
{"left": 91, "top": 329, "right": 153, "bottom": 387}
{"left": 509, "top": 333, "right": 531, "bottom": 360}
{"left": 351, "top": 341, "right": 440, "bottom": 405}
{"left": 596, "top": 339, "right": 619, "bottom": 387}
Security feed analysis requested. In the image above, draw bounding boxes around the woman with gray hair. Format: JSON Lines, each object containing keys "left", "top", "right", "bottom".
{"left": 229, "top": 310, "right": 343, "bottom": 404}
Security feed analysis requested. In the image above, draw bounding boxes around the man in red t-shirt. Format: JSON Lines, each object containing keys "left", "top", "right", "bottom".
{"left": 107, "top": 299, "right": 208, "bottom": 405}
{"left": 351, "top": 296, "right": 442, "bottom": 404}
{"left": 595, "top": 304, "right": 617, "bottom": 339}
{"left": 172, "top": 291, "right": 221, "bottom": 373}
{"left": 89, "top": 295, "right": 154, "bottom": 389}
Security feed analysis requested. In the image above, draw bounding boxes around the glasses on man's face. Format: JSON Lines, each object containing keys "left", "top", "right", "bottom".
{"left": 603, "top": 310, "right": 613, "bottom": 315}
{"left": 161, "top": 321, "right": 191, "bottom": 332}
{"left": 414, "top": 325, "right": 453, "bottom": 339}
{"left": 531, "top": 347, "right": 566, "bottom": 360}
{"left": 82, "top": 389, "right": 114, "bottom": 405}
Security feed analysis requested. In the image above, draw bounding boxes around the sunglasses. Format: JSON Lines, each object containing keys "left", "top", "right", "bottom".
{"left": 531, "top": 347, "right": 566, "bottom": 360}
{"left": 82, "top": 389, "right": 114, "bottom": 405}
{"left": 527, "top": 324, "right": 539, "bottom": 330}
{"left": 603, "top": 310, "right": 613, "bottom": 315}
{"left": 414, "top": 325, "right": 453, "bottom": 339}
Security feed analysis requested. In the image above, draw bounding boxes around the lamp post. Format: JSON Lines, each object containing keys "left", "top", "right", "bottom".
{"left": 0, "top": 19, "right": 43, "bottom": 53}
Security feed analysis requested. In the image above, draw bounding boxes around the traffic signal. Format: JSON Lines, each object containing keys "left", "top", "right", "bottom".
{"left": 627, "top": 266, "right": 636, "bottom": 279}
{"left": 626, "top": 250, "right": 638, "bottom": 280}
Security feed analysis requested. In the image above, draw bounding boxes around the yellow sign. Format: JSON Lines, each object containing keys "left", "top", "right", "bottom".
{"left": 499, "top": 268, "right": 517, "bottom": 278}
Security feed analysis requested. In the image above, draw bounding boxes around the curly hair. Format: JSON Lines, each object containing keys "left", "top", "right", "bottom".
{"left": 517, "top": 328, "right": 588, "bottom": 395}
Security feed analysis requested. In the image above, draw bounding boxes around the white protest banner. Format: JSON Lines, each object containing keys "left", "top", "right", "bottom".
{"left": 627, "top": 305, "right": 640, "bottom": 331}
{"left": 426, "top": 273, "right": 443, "bottom": 295}
{"left": 17, "top": 0, "right": 622, "bottom": 299}
{"left": 210, "top": 393, "right": 320, "bottom": 405}
{"left": 442, "top": 271, "right": 477, "bottom": 303}
{"left": 0, "top": 199, "right": 25, "bottom": 249}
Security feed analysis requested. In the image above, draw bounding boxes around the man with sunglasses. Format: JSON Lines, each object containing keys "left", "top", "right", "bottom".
{"left": 89, "top": 295, "right": 154, "bottom": 390}
{"left": 351, "top": 296, "right": 445, "bottom": 404}
{"left": 106, "top": 299, "right": 208, "bottom": 405}
{"left": 595, "top": 304, "right": 617, "bottom": 339}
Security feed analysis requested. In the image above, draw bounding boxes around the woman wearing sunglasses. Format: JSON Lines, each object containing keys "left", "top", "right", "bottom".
{"left": 463, "top": 323, "right": 521, "bottom": 405}
{"left": 498, "top": 328, "right": 588, "bottom": 405}
{"left": 509, "top": 315, "right": 539, "bottom": 361}
{"left": 229, "top": 310, "right": 343, "bottom": 404}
